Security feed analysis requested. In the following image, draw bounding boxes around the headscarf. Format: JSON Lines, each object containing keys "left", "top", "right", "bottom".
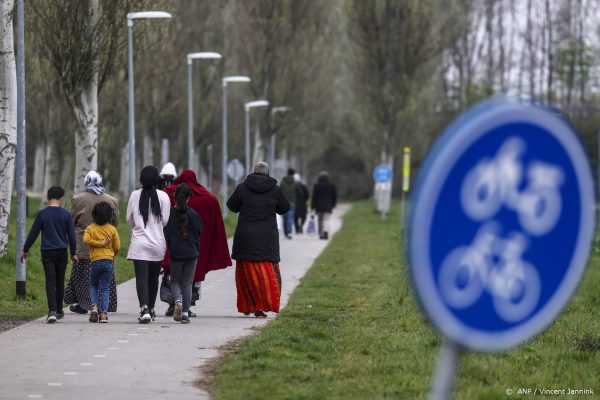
{"left": 174, "top": 170, "right": 210, "bottom": 197}
{"left": 139, "top": 165, "right": 162, "bottom": 227}
{"left": 159, "top": 162, "right": 177, "bottom": 179}
{"left": 293, "top": 173, "right": 302, "bottom": 183}
{"left": 84, "top": 171, "right": 106, "bottom": 195}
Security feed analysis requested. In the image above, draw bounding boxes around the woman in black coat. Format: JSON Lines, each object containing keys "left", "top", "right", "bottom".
{"left": 311, "top": 171, "right": 337, "bottom": 240}
{"left": 226, "top": 162, "right": 289, "bottom": 318}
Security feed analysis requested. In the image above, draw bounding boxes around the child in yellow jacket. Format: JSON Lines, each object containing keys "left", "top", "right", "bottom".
{"left": 83, "top": 201, "right": 121, "bottom": 323}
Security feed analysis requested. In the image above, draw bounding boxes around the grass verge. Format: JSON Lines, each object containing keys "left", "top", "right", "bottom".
{"left": 210, "top": 200, "right": 600, "bottom": 400}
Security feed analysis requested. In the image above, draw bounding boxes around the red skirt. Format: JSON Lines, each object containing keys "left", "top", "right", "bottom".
{"left": 235, "top": 260, "right": 281, "bottom": 313}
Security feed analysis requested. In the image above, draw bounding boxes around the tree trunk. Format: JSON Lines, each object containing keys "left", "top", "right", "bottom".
{"left": 41, "top": 141, "right": 60, "bottom": 209}
{"left": 0, "top": 0, "right": 17, "bottom": 255}
{"left": 252, "top": 124, "right": 265, "bottom": 168}
{"left": 32, "top": 144, "right": 45, "bottom": 193}
{"left": 72, "top": 0, "right": 99, "bottom": 194}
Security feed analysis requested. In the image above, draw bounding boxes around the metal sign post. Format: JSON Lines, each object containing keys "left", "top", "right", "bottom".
{"left": 407, "top": 98, "right": 595, "bottom": 400}
{"left": 401, "top": 147, "right": 411, "bottom": 228}
{"left": 373, "top": 164, "right": 393, "bottom": 219}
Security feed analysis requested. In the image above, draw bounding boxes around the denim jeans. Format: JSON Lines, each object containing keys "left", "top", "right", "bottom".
{"left": 170, "top": 258, "right": 198, "bottom": 312}
{"left": 283, "top": 207, "right": 295, "bottom": 236}
{"left": 90, "top": 259, "right": 114, "bottom": 312}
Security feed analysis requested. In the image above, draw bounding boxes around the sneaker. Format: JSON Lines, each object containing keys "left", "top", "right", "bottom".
{"left": 99, "top": 312, "right": 108, "bottom": 323}
{"left": 165, "top": 304, "right": 175, "bottom": 317}
{"left": 181, "top": 314, "right": 190, "bottom": 324}
{"left": 149, "top": 309, "right": 156, "bottom": 321}
{"left": 69, "top": 304, "right": 88, "bottom": 314}
{"left": 56, "top": 311, "right": 65, "bottom": 320}
{"left": 188, "top": 310, "right": 197, "bottom": 318}
{"left": 254, "top": 311, "right": 267, "bottom": 319}
{"left": 173, "top": 302, "right": 183, "bottom": 322}
{"left": 89, "top": 308, "right": 99, "bottom": 323}
{"left": 46, "top": 311, "right": 57, "bottom": 324}
{"left": 138, "top": 308, "right": 151, "bottom": 324}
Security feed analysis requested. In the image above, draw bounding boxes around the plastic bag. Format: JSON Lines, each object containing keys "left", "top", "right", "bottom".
{"left": 307, "top": 214, "right": 316, "bottom": 235}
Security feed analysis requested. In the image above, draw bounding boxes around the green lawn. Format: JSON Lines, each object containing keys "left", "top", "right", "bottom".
{"left": 0, "top": 195, "right": 237, "bottom": 321}
{"left": 210, "top": 201, "right": 600, "bottom": 400}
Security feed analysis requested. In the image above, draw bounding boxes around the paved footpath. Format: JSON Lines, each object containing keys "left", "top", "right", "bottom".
{"left": 0, "top": 205, "right": 350, "bottom": 400}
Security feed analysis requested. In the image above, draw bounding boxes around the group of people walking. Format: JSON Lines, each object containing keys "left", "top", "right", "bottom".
{"left": 21, "top": 161, "right": 336, "bottom": 324}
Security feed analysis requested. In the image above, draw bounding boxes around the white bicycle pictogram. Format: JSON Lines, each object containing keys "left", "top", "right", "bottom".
{"left": 438, "top": 222, "right": 541, "bottom": 322}
{"left": 460, "top": 137, "right": 564, "bottom": 236}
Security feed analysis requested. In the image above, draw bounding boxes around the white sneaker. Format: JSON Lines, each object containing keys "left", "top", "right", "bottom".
{"left": 138, "top": 308, "right": 151, "bottom": 324}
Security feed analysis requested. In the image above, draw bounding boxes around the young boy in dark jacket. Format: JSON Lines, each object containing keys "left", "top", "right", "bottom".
{"left": 20, "top": 186, "right": 78, "bottom": 323}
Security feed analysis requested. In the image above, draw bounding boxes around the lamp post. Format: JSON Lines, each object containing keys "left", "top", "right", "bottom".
{"left": 244, "top": 100, "right": 269, "bottom": 177}
{"left": 127, "top": 11, "right": 171, "bottom": 195}
{"left": 222, "top": 76, "right": 251, "bottom": 217}
{"left": 269, "top": 106, "right": 291, "bottom": 177}
{"left": 187, "top": 52, "right": 221, "bottom": 170}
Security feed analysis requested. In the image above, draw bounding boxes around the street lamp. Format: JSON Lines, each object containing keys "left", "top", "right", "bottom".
{"left": 222, "top": 76, "right": 251, "bottom": 217}
{"left": 269, "top": 106, "right": 291, "bottom": 176}
{"left": 127, "top": 11, "right": 171, "bottom": 195}
{"left": 187, "top": 52, "right": 222, "bottom": 170}
{"left": 244, "top": 100, "right": 269, "bottom": 177}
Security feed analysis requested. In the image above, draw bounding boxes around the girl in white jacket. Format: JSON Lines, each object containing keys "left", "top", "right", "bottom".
{"left": 127, "top": 165, "right": 171, "bottom": 323}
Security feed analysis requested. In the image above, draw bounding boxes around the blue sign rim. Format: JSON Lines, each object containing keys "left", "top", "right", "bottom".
{"left": 408, "top": 97, "right": 596, "bottom": 352}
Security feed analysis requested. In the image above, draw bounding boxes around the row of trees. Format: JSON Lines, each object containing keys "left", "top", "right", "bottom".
{"left": 1, "top": 0, "right": 600, "bottom": 255}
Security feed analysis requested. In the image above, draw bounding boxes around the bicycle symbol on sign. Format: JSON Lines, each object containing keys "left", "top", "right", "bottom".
{"left": 439, "top": 137, "right": 564, "bottom": 322}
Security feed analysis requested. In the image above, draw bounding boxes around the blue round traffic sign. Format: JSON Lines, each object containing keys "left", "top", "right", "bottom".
{"left": 373, "top": 164, "right": 393, "bottom": 183}
{"left": 408, "top": 98, "right": 596, "bottom": 351}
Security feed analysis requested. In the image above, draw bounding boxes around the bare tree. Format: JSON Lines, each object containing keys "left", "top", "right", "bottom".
{"left": 0, "top": 0, "right": 17, "bottom": 255}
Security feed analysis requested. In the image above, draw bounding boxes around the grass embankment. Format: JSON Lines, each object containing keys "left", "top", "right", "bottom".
{"left": 211, "top": 201, "right": 600, "bottom": 400}
{"left": 0, "top": 196, "right": 237, "bottom": 321}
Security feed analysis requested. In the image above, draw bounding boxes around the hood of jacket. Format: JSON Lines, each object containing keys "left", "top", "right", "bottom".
{"left": 281, "top": 176, "right": 295, "bottom": 185}
{"left": 243, "top": 173, "right": 278, "bottom": 194}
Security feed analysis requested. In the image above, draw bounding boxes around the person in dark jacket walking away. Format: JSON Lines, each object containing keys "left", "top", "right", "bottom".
{"left": 20, "top": 186, "right": 78, "bottom": 323}
{"left": 311, "top": 171, "right": 337, "bottom": 240}
{"left": 293, "top": 173, "right": 310, "bottom": 234}
{"left": 163, "top": 184, "right": 204, "bottom": 324}
{"left": 279, "top": 168, "right": 298, "bottom": 239}
{"left": 226, "top": 162, "right": 290, "bottom": 318}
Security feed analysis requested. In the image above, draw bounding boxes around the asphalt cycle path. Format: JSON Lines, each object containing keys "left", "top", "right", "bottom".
{"left": 0, "top": 205, "right": 350, "bottom": 400}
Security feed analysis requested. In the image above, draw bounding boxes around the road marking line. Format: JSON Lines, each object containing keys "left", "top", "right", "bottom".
{"left": 80, "top": 363, "right": 93, "bottom": 366}
{"left": 137, "top": 327, "right": 148, "bottom": 330}
{"left": 47, "top": 383, "right": 62, "bottom": 386}
{"left": 106, "top": 347, "right": 118, "bottom": 350}
{"left": 64, "top": 372, "right": 78, "bottom": 376}
{"left": 27, "top": 395, "right": 43, "bottom": 399}
{"left": 127, "top": 333, "right": 138, "bottom": 336}
{"left": 93, "top": 355, "right": 107, "bottom": 358}
{"left": 117, "top": 340, "right": 129, "bottom": 343}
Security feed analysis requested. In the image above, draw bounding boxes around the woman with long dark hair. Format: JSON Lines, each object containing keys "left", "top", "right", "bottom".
{"left": 126, "top": 165, "right": 171, "bottom": 323}
{"left": 163, "top": 184, "right": 203, "bottom": 323}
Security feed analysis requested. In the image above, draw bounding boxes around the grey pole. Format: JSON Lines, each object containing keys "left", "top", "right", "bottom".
{"left": 269, "top": 134, "right": 275, "bottom": 176}
{"left": 187, "top": 60, "right": 194, "bottom": 169}
{"left": 244, "top": 107, "right": 250, "bottom": 178}
{"left": 15, "top": 0, "right": 26, "bottom": 297}
{"left": 127, "top": 20, "right": 136, "bottom": 195}
{"left": 207, "top": 144, "right": 213, "bottom": 192}
{"left": 221, "top": 83, "right": 228, "bottom": 217}
{"left": 430, "top": 340, "right": 461, "bottom": 400}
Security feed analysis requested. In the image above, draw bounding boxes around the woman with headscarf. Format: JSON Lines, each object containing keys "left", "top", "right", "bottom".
{"left": 226, "top": 162, "right": 289, "bottom": 318}
{"left": 65, "top": 171, "right": 120, "bottom": 314}
{"left": 126, "top": 165, "right": 171, "bottom": 323}
{"left": 161, "top": 169, "right": 232, "bottom": 316}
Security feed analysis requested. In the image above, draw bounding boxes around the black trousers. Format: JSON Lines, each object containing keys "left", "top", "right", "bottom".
{"left": 41, "top": 249, "right": 68, "bottom": 312}
{"left": 294, "top": 212, "right": 307, "bottom": 233}
{"left": 133, "top": 260, "right": 162, "bottom": 309}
